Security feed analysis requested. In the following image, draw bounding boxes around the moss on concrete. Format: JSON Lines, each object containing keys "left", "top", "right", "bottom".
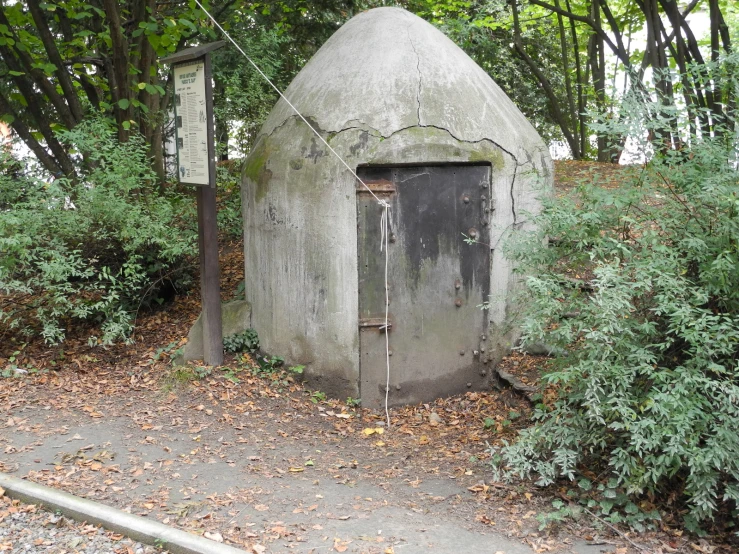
{"left": 468, "top": 146, "right": 505, "bottom": 170}
{"left": 243, "top": 139, "right": 272, "bottom": 202}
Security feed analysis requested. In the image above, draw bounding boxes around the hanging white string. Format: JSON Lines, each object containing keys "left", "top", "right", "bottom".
{"left": 192, "top": 0, "right": 392, "bottom": 426}
{"left": 379, "top": 204, "right": 391, "bottom": 426}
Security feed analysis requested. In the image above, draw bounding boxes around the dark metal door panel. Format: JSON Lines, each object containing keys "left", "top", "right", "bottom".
{"left": 357, "top": 165, "right": 491, "bottom": 409}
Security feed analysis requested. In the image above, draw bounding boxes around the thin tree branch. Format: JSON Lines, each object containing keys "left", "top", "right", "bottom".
{"left": 0, "top": 90, "right": 64, "bottom": 176}
{"left": 528, "top": 0, "right": 628, "bottom": 67}
{"left": 0, "top": 6, "right": 77, "bottom": 130}
{"left": 510, "top": 0, "right": 579, "bottom": 156}
{"left": 26, "top": 0, "right": 84, "bottom": 124}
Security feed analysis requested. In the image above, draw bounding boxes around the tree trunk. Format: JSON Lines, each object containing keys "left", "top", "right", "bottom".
{"left": 0, "top": 90, "right": 64, "bottom": 176}
{"left": 554, "top": 0, "right": 580, "bottom": 159}
{"left": 588, "top": 0, "right": 611, "bottom": 162}
{"left": 102, "top": 0, "right": 131, "bottom": 142}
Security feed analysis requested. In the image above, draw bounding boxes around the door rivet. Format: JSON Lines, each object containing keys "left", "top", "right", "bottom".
{"left": 454, "top": 279, "right": 461, "bottom": 290}
{"left": 389, "top": 233, "right": 396, "bottom": 243}
{"left": 454, "top": 298, "right": 463, "bottom": 307}
{"left": 480, "top": 370, "right": 487, "bottom": 377}
{"left": 468, "top": 228, "right": 478, "bottom": 239}
{"left": 462, "top": 195, "right": 470, "bottom": 204}
{"left": 473, "top": 350, "right": 479, "bottom": 356}
{"left": 480, "top": 334, "right": 487, "bottom": 340}
{"left": 466, "top": 382, "right": 472, "bottom": 388}
{"left": 459, "top": 350, "right": 465, "bottom": 356}
{"left": 395, "top": 384, "right": 401, "bottom": 391}
{"left": 480, "top": 347, "right": 486, "bottom": 353}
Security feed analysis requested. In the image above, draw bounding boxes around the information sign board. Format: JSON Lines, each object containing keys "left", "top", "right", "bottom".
{"left": 161, "top": 42, "right": 224, "bottom": 366}
{"left": 173, "top": 61, "right": 210, "bottom": 186}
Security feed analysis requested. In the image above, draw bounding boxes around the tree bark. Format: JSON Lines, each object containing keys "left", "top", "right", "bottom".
{"left": 214, "top": 79, "right": 229, "bottom": 161}
{"left": 589, "top": 0, "right": 612, "bottom": 162}
{"left": 564, "top": 0, "right": 587, "bottom": 159}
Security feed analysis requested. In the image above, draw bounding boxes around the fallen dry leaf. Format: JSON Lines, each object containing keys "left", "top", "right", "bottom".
{"left": 333, "top": 538, "right": 351, "bottom": 552}
{"left": 204, "top": 531, "right": 223, "bottom": 542}
{"left": 362, "top": 427, "right": 384, "bottom": 436}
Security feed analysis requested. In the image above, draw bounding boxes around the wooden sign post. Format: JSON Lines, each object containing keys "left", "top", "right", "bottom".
{"left": 161, "top": 42, "right": 226, "bottom": 366}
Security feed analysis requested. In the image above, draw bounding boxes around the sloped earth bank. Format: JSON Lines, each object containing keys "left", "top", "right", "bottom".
{"left": 0, "top": 162, "right": 731, "bottom": 554}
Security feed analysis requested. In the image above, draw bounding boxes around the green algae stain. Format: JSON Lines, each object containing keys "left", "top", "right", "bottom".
{"left": 469, "top": 147, "right": 505, "bottom": 170}
{"left": 243, "top": 139, "right": 272, "bottom": 202}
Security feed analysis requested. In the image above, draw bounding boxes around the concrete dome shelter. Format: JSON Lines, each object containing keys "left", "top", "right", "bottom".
{"left": 241, "top": 7, "right": 552, "bottom": 408}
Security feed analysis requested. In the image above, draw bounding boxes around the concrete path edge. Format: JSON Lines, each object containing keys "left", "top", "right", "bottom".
{"left": 0, "top": 472, "right": 247, "bottom": 554}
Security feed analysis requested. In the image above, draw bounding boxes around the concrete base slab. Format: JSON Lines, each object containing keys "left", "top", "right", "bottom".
{"left": 176, "top": 300, "right": 251, "bottom": 364}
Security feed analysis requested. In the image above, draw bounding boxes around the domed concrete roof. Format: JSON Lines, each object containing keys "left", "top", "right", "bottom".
{"left": 260, "top": 7, "right": 546, "bottom": 161}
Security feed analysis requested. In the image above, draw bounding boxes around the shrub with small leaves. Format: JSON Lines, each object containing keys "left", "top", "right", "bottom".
{"left": 0, "top": 117, "right": 197, "bottom": 345}
{"left": 494, "top": 56, "right": 739, "bottom": 530}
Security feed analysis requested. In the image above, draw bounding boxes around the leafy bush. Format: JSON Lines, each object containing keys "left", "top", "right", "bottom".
{"left": 494, "top": 66, "right": 739, "bottom": 529}
{"left": 0, "top": 117, "right": 197, "bottom": 345}
{"left": 223, "top": 328, "right": 260, "bottom": 353}
{"left": 216, "top": 160, "right": 243, "bottom": 241}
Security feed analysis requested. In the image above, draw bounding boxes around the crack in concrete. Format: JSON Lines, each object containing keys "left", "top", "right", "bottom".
{"left": 258, "top": 115, "right": 525, "bottom": 227}
{"left": 509, "top": 168, "right": 517, "bottom": 225}
{"left": 260, "top": 115, "right": 521, "bottom": 172}
{"left": 262, "top": 114, "right": 381, "bottom": 144}
{"left": 407, "top": 25, "right": 422, "bottom": 126}
{"left": 402, "top": 123, "right": 519, "bottom": 164}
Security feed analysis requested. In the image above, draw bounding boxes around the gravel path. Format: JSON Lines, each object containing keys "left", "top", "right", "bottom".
{"left": 0, "top": 493, "right": 163, "bottom": 554}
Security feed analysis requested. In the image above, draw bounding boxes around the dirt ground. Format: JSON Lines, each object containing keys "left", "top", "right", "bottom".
{"left": 1, "top": 359, "right": 646, "bottom": 554}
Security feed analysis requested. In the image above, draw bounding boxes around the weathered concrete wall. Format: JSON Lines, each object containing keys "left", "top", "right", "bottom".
{"left": 242, "top": 7, "right": 552, "bottom": 400}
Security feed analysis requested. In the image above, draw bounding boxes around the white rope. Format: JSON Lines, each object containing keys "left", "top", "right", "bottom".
{"left": 379, "top": 204, "right": 391, "bottom": 426}
{"left": 193, "top": 0, "right": 393, "bottom": 425}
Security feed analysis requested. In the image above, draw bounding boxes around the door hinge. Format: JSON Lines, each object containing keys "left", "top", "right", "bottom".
{"left": 356, "top": 179, "right": 396, "bottom": 195}
{"left": 358, "top": 317, "right": 393, "bottom": 331}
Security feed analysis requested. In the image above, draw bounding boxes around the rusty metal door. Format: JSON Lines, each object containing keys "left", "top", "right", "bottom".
{"left": 357, "top": 165, "right": 491, "bottom": 409}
